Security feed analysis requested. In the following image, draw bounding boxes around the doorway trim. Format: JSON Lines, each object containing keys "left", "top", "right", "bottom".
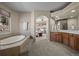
{"left": 35, "top": 16, "right": 50, "bottom": 40}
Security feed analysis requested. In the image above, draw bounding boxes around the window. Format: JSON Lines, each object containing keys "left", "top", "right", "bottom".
{"left": 0, "top": 8, "right": 10, "bottom": 33}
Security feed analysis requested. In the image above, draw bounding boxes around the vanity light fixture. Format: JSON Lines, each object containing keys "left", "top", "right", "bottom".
{"left": 55, "top": 16, "right": 60, "bottom": 19}
{"left": 71, "top": 10, "right": 76, "bottom": 13}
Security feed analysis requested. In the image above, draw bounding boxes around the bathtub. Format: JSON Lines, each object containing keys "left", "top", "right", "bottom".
{"left": 0, "top": 35, "right": 29, "bottom": 50}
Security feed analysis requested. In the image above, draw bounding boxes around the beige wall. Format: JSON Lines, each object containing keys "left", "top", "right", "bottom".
{"left": 0, "top": 4, "right": 20, "bottom": 39}
{"left": 30, "top": 11, "right": 35, "bottom": 37}
{"left": 68, "top": 18, "right": 78, "bottom": 30}
{"left": 77, "top": 15, "right": 79, "bottom": 30}
{"left": 19, "top": 12, "right": 31, "bottom": 36}
{"left": 50, "top": 19, "right": 56, "bottom": 32}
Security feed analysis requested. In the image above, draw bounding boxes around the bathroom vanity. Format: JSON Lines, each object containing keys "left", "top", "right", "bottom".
{"left": 50, "top": 32, "right": 62, "bottom": 42}
{"left": 50, "top": 31, "right": 79, "bottom": 51}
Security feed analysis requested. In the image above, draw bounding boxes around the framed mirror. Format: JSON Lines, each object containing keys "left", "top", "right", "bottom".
{"left": 0, "top": 8, "right": 10, "bottom": 33}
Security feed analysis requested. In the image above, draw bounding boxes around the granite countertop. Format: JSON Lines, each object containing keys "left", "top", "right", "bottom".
{"left": 51, "top": 30, "right": 79, "bottom": 34}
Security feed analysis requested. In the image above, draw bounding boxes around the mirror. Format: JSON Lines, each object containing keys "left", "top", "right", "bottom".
{"left": 0, "top": 8, "right": 10, "bottom": 32}
{"left": 55, "top": 6, "right": 79, "bottom": 30}
{"left": 57, "top": 19, "right": 68, "bottom": 30}
{"left": 57, "top": 17, "right": 78, "bottom": 30}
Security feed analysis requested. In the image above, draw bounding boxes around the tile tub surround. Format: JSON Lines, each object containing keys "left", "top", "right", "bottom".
{"left": 0, "top": 46, "right": 20, "bottom": 56}
{"left": 0, "top": 36, "right": 33, "bottom": 56}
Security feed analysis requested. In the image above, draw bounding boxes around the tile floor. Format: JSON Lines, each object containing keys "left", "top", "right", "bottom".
{"left": 23, "top": 36, "right": 79, "bottom": 56}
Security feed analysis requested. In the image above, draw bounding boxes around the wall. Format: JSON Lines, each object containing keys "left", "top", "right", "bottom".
{"left": 50, "top": 18, "right": 56, "bottom": 32}
{"left": 77, "top": 14, "right": 79, "bottom": 30}
{"left": 68, "top": 18, "right": 78, "bottom": 30}
{"left": 19, "top": 11, "right": 50, "bottom": 37}
{"left": 19, "top": 12, "right": 31, "bottom": 36}
{"left": 0, "top": 3, "right": 20, "bottom": 39}
{"left": 30, "top": 11, "right": 35, "bottom": 37}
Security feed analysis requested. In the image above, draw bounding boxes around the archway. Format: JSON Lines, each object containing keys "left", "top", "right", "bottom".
{"left": 35, "top": 16, "right": 49, "bottom": 41}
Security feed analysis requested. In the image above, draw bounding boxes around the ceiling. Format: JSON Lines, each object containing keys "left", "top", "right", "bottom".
{"left": 2, "top": 2, "right": 70, "bottom": 12}
{"left": 51, "top": 3, "right": 79, "bottom": 20}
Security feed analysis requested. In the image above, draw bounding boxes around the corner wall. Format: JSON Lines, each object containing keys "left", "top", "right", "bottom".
{"left": 19, "top": 12, "right": 31, "bottom": 36}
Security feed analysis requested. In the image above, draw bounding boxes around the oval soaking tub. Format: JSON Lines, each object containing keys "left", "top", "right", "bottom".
{"left": 0, "top": 35, "right": 25, "bottom": 45}
{"left": 0, "top": 35, "right": 30, "bottom": 50}
{"left": 0, "top": 35, "right": 33, "bottom": 56}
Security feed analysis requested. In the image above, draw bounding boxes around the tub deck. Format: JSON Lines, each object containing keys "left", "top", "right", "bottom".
{"left": 0, "top": 35, "right": 33, "bottom": 56}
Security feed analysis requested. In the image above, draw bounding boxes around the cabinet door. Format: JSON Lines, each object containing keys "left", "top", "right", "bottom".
{"left": 62, "top": 33, "right": 69, "bottom": 46}
{"left": 50, "top": 32, "right": 56, "bottom": 41}
{"left": 50, "top": 32, "right": 62, "bottom": 42}
{"left": 75, "top": 35, "right": 79, "bottom": 51}
{"left": 54, "top": 32, "right": 60, "bottom": 42}
{"left": 57, "top": 32, "right": 62, "bottom": 43}
{"left": 54, "top": 33, "right": 58, "bottom": 41}
{"left": 69, "top": 34, "right": 76, "bottom": 49}
{"left": 55, "top": 33, "right": 59, "bottom": 42}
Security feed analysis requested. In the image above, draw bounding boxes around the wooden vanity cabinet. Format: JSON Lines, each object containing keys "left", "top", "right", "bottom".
{"left": 50, "top": 32, "right": 56, "bottom": 41}
{"left": 50, "top": 32, "right": 62, "bottom": 42}
{"left": 50, "top": 32, "right": 79, "bottom": 51}
{"left": 62, "top": 33, "right": 69, "bottom": 46}
{"left": 69, "top": 34, "right": 76, "bottom": 49}
{"left": 56, "top": 32, "right": 62, "bottom": 42}
{"left": 74, "top": 34, "right": 79, "bottom": 51}
{"left": 69, "top": 34, "right": 79, "bottom": 51}
{"left": 54, "top": 32, "right": 59, "bottom": 42}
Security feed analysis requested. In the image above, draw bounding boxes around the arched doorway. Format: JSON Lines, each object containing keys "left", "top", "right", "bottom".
{"left": 35, "top": 16, "right": 49, "bottom": 41}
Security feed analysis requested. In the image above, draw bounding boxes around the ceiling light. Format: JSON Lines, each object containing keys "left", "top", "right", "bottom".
{"left": 70, "top": 16, "right": 73, "bottom": 18}
{"left": 71, "top": 10, "right": 76, "bottom": 12}
{"left": 56, "top": 16, "right": 58, "bottom": 17}
{"left": 55, "top": 16, "right": 60, "bottom": 19}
